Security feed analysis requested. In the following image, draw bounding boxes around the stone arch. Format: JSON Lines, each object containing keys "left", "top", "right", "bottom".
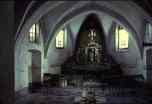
{"left": 44, "top": 4, "right": 140, "bottom": 57}
{"left": 15, "top": 1, "right": 147, "bottom": 59}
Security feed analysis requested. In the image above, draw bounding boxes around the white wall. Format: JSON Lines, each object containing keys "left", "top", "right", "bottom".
{"left": 15, "top": 27, "right": 45, "bottom": 91}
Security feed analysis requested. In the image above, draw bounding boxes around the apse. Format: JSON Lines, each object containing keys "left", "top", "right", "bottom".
{"left": 61, "top": 13, "right": 123, "bottom": 77}
{"left": 74, "top": 13, "right": 112, "bottom": 65}
{"left": 75, "top": 13, "right": 106, "bottom": 51}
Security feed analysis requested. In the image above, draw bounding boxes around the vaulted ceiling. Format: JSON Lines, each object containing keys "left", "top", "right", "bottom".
{"left": 14, "top": 1, "right": 152, "bottom": 79}
{"left": 15, "top": 0, "right": 152, "bottom": 34}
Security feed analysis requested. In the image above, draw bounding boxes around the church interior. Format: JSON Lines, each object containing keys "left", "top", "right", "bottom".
{"left": 13, "top": 1, "right": 152, "bottom": 104}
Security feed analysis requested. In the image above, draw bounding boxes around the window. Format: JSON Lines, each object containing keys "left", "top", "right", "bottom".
{"left": 115, "top": 25, "right": 129, "bottom": 51}
{"left": 145, "top": 23, "right": 152, "bottom": 43}
{"left": 56, "top": 29, "right": 65, "bottom": 48}
{"left": 29, "top": 23, "right": 40, "bottom": 43}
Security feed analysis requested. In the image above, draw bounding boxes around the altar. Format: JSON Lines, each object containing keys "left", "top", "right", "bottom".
{"left": 76, "top": 29, "right": 104, "bottom": 65}
{"left": 61, "top": 26, "right": 123, "bottom": 89}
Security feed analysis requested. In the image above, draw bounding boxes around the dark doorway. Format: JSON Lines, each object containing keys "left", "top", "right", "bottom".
{"left": 28, "top": 50, "right": 41, "bottom": 83}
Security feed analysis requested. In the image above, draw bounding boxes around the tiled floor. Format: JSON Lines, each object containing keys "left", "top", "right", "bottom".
{"left": 15, "top": 87, "right": 152, "bottom": 104}
{"left": 15, "top": 87, "right": 77, "bottom": 104}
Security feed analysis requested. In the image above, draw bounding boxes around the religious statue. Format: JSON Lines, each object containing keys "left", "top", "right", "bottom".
{"left": 88, "top": 48, "right": 95, "bottom": 63}
{"left": 75, "top": 28, "right": 103, "bottom": 64}
{"left": 87, "top": 29, "right": 97, "bottom": 64}
{"left": 88, "top": 29, "right": 96, "bottom": 41}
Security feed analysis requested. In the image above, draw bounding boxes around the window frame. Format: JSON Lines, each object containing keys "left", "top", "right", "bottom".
{"left": 145, "top": 22, "right": 152, "bottom": 43}
{"left": 29, "top": 23, "right": 40, "bottom": 44}
{"left": 55, "top": 28, "right": 66, "bottom": 49}
{"left": 115, "top": 24, "right": 129, "bottom": 52}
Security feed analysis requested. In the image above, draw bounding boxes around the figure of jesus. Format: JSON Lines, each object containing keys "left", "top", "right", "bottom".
{"left": 88, "top": 29, "right": 96, "bottom": 41}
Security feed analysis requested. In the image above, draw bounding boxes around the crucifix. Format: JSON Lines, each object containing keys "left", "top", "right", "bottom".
{"left": 88, "top": 29, "right": 96, "bottom": 41}
{"left": 87, "top": 29, "right": 97, "bottom": 63}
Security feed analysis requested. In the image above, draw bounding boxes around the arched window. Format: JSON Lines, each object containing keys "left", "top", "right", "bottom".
{"left": 29, "top": 23, "right": 40, "bottom": 43}
{"left": 115, "top": 25, "right": 129, "bottom": 51}
{"left": 56, "top": 29, "right": 66, "bottom": 48}
{"left": 145, "top": 23, "right": 152, "bottom": 43}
